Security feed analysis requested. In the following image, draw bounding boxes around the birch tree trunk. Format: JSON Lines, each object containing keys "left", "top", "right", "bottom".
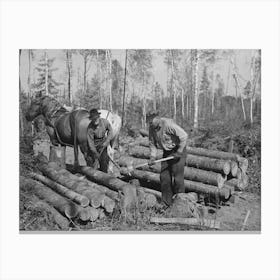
{"left": 107, "top": 50, "right": 113, "bottom": 112}
{"left": 181, "top": 86, "right": 185, "bottom": 124}
{"left": 28, "top": 50, "right": 32, "bottom": 105}
{"left": 122, "top": 49, "right": 128, "bottom": 126}
{"left": 225, "top": 60, "right": 231, "bottom": 96}
{"left": 211, "top": 71, "right": 215, "bottom": 115}
{"left": 170, "top": 50, "right": 176, "bottom": 122}
{"left": 231, "top": 56, "right": 246, "bottom": 121}
{"left": 142, "top": 71, "right": 146, "bottom": 129}
{"left": 193, "top": 49, "right": 200, "bottom": 129}
{"left": 45, "top": 51, "right": 49, "bottom": 95}
{"left": 153, "top": 83, "right": 157, "bottom": 111}
{"left": 249, "top": 50, "right": 256, "bottom": 125}
{"left": 83, "top": 54, "right": 88, "bottom": 97}
{"left": 66, "top": 50, "right": 72, "bottom": 105}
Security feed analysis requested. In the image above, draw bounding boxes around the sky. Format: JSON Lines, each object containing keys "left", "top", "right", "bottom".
{"left": 19, "top": 49, "right": 255, "bottom": 100}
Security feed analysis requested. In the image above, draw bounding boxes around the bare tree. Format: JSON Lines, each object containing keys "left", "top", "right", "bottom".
{"left": 27, "top": 50, "right": 33, "bottom": 105}
{"left": 78, "top": 50, "right": 93, "bottom": 96}
{"left": 230, "top": 55, "right": 246, "bottom": 121}
{"left": 65, "top": 50, "right": 73, "bottom": 105}
{"left": 249, "top": 50, "right": 261, "bottom": 124}
{"left": 193, "top": 49, "right": 200, "bottom": 129}
{"left": 122, "top": 49, "right": 128, "bottom": 126}
{"left": 106, "top": 50, "right": 113, "bottom": 112}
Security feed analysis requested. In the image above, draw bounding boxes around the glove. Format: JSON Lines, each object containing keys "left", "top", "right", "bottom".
{"left": 148, "top": 157, "right": 156, "bottom": 166}
{"left": 102, "top": 141, "right": 109, "bottom": 148}
{"left": 172, "top": 151, "right": 183, "bottom": 160}
{"left": 93, "top": 152, "right": 100, "bottom": 160}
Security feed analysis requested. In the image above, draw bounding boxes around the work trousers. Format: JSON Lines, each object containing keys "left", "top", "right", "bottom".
{"left": 160, "top": 147, "right": 186, "bottom": 206}
{"left": 89, "top": 141, "right": 109, "bottom": 173}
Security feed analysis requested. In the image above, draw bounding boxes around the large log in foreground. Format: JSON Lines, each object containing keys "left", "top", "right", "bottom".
{"left": 79, "top": 166, "right": 137, "bottom": 209}
{"left": 150, "top": 217, "right": 220, "bottom": 229}
{"left": 20, "top": 176, "right": 79, "bottom": 219}
{"left": 118, "top": 156, "right": 226, "bottom": 188}
{"left": 31, "top": 173, "right": 90, "bottom": 207}
{"left": 39, "top": 163, "right": 115, "bottom": 213}
{"left": 127, "top": 146, "right": 231, "bottom": 175}
{"left": 21, "top": 177, "right": 70, "bottom": 230}
{"left": 120, "top": 169, "right": 230, "bottom": 200}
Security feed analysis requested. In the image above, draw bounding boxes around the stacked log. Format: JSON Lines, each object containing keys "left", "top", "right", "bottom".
{"left": 118, "top": 156, "right": 226, "bottom": 188}
{"left": 119, "top": 168, "right": 230, "bottom": 200}
{"left": 123, "top": 140, "right": 249, "bottom": 201}
{"left": 38, "top": 163, "right": 117, "bottom": 214}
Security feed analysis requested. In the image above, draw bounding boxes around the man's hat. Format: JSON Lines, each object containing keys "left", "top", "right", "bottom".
{"left": 89, "top": 108, "right": 101, "bottom": 119}
{"left": 146, "top": 110, "right": 159, "bottom": 123}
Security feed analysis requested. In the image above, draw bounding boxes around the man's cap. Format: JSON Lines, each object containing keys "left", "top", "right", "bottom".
{"left": 89, "top": 108, "right": 101, "bottom": 119}
{"left": 146, "top": 110, "right": 159, "bottom": 122}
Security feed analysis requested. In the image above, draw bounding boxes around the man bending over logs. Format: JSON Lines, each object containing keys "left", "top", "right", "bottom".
{"left": 87, "top": 108, "right": 113, "bottom": 172}
{"left": 147, "top": 110, "right": 188, "bottom": 207}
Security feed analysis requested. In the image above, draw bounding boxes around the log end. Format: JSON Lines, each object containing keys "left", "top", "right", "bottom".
{"left": 102, "top": 196, "right": 115, "bottom": 213}
{"left": 64, "top": 203, "right": 79, "bottom": 219}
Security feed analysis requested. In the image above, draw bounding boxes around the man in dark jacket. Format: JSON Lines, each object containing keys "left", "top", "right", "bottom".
{"left": 148, "top": 111, "right": 188, "bottom": 207}
{"left": 87, "top": 108, "right": 113, "bottom": 172}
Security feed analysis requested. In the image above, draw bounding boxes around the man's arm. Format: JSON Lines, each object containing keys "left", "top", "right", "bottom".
{"left": 87, "top": 127, "right": 99, "bottom": 156}
{"left": 166, "top": 123, "right": 188, "bottom": 154}
{"left": 103, "top": 119, "right": 113, "bottom": 146}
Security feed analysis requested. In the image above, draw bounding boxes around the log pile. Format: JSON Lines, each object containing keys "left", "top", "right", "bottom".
{"left": 120, "top": 138, "right": 249, "bottom": 202}
{"left": 22, "top": 161, "right": 160, "bottom": 228}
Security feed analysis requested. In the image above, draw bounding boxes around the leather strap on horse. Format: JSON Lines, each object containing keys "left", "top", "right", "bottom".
{"left": 46, "top": 113, "right": 74, "bottom": 147}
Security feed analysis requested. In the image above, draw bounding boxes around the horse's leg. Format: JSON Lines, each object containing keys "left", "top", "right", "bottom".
{"left": 60, "top": 145, "right": 66, "bottom": 169}
{"left": 80, "top": 143, "right": 94, "bottom": 167}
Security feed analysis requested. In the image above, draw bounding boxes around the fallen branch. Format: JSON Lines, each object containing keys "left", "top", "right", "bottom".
{"left": 150, "top": 217, "right": 220, "bottom": 229}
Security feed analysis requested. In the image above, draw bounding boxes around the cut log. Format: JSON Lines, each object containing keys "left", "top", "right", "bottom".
{"left": 230, "top": 161, "right": 238, "bottom": 177}
{"left": 127, "top": 146, "right": 231, "bottom": 175}
{"left": 150, "top": 217, "right": 220, "bottom": 229}
{"left": 102, "top": 196, "right": 115, "bottom": 213}
{"left": 134, "top": 139, "right": 249, "bottom": 172}
{"left": 186, "top": 155, "right": 231, "bottom": 175}
{"left": 186, "top": 147, "right": 248, "bottom": 172}
{"left": 39, "top": 163, "right": 115, "bottom": 210}
{"left": 79, "top": 166, "right": 137, "bottom": 209}
{"left": 30, "top": 173, "right": 90, "bottom": 207}
{"left": 129, "top": 145, "right": 162, "bottom": 159}
{"left": 238, "top": 157, "right": 249, "bottom": 172}
{"left": 225, "top": 178, "right": 245, "bottom": 191}
{"left": 118, "top": 155, "right": 227, "bottom": 187}
{"left": 119, "top": 169, "right": 230, "bottom": 200}
{"left": 20, "top": 176, "right": 79, "bottom": 219}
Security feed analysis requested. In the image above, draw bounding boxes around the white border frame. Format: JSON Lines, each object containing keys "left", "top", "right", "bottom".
{"left": 1, "top": 0, "right": 280, "bottom": 279}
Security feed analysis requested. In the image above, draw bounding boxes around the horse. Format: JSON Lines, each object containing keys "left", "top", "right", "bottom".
{"left": 25, "top": 95, "right": 121, "bottom": 170}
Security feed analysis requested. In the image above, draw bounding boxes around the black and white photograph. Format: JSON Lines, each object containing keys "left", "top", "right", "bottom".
{"left": 1, "top": 1, "right": 280, "bottom": 279}
{"left": 19, "top": 49, "right": 261, "bottom": 232}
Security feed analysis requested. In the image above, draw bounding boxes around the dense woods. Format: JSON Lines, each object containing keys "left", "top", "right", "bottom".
{"left": 19, "top": 49, "right": 261, "bottom": 137}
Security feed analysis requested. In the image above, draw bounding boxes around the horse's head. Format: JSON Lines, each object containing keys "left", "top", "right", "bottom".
{"left": 26, "top": 95, "right": 60, "bottom": 122}
{"left": 25, "top": 95, "right": 44, "bottom": 121}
